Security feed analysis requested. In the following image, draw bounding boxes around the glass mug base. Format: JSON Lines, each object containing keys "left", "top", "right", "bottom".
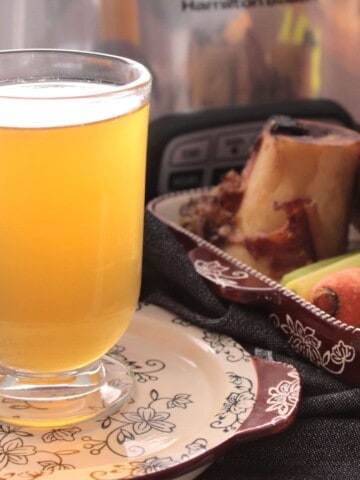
{"left": 0, "top": 356, "right": 135, "bottom": 429}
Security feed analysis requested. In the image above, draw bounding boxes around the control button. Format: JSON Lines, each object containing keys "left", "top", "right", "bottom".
{"left": 216, "top": 131, "right": 256, "bottom": 159}
{"left": 171, "top": 138, "right": 209, "bottom": 166}
{"left": 169, "top": 170, "right": 203, "bottom": 191}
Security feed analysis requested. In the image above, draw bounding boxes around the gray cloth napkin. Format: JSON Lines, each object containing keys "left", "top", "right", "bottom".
{"left": 141, "top": 211, "right": 360, "bottom": 480}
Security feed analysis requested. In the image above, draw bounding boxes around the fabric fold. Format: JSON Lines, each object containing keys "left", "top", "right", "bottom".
{"left": 141, "top": 210, "right": 360, "bottom": 479}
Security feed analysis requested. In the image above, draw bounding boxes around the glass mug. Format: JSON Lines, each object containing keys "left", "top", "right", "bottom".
{"left": 0, "top": 50, "right": 151, "bottom": 428}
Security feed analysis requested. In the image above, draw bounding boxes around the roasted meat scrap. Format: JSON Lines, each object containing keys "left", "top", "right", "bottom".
{"left": 179, "top": 169, "right": 243, "bottom": 245}
{"left": 180, "top": 116, "right": 360, "bottom": 280}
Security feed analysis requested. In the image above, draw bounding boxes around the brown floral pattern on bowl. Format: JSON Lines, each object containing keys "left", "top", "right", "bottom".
{"left": 148, "top": 189, "right": 360, "bottom": 386}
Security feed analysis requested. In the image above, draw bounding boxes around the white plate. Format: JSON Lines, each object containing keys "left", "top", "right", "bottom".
{"left": 0, "top": 304, "right": 301, "bottom": 480}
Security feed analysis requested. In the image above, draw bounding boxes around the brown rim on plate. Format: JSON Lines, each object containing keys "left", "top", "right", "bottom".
{"left": 0, "top": 304, "right": 301, "bottom": 480}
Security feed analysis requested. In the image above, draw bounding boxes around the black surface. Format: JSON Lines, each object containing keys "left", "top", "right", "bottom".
{"left": 141, "top": 211, "right": 360, "bottom": 480}
{"left": 146, "top": 99, "right": 356, "bottom": 201}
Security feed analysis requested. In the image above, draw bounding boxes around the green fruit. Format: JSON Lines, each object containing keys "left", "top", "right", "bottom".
{"left": 282, "top": 251, "right": 360, "bottom": 300}
{"left": 280, "top": 252, "right": 353, "bottom": 286}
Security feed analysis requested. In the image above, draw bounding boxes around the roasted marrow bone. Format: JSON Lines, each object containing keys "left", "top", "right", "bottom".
{"left": 180, "top": 116, "right": 360, "bottom": 280}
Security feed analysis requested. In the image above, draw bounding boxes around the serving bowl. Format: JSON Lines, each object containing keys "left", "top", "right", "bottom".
{"left": 147, "top": 189, "right": 360, "bottom": 386}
